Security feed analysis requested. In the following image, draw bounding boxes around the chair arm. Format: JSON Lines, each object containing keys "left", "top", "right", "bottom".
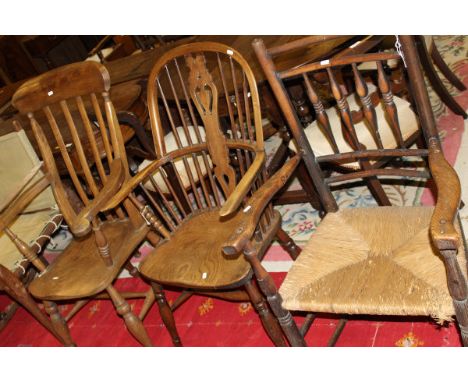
{"left": 428, "top": 138, "right": 461, "bottom": 250}
{"left": 70, "top": 158, "right": 126, "bottom": 237}
{"left": 220, "top": 151, "right": 266, "bottom": 217}
{"left": 221, "top": 154, "right": 301, "bottom": 256}
{"left": 0, "top": 176, "right": 50, "bottom": 232}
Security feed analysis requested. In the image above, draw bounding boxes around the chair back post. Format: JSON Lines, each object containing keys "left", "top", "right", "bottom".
{"left": 252, "top": 38, "right": 338, "bottom": 213}
{"left": 399, "top": 35, "right": 440, "bottom": 147}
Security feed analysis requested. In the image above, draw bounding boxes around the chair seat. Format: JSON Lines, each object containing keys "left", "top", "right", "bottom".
{"left": 139, "top": 208, "right": 256, "bottom": 290}
{"left": 289, "top": 91, "right": 419, "bottom": 169}
{"left": 280, "top": 206, "right": 468, "bottom": 323}
{"left": 29, "top": 219, "right": 149, "bottom": 300}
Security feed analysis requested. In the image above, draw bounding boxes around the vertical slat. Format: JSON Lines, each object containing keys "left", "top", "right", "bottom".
{"left": 75, "top": 95, "right": 108, "bottom": 182}
{"left": 43, "top": 106, "right": 90, "bottom": 205}
{"left": 164, "top": 64, "right": 204, "bottom": 209}
{"left": 174, "top": 58, "right": 215, "bottom": 208}
{"left": 302, "top": 74, "right": 339, "bottom": 153}
{"left": 148, "top": 176, "right": 183, "bottom": 224}
{"left": 158, "top": 169, "right": 189, "bottom": 218}
{"left": 351, "top": 63, "right": 383, "bottom": 149}
{"left": 217, "top": 53, "right": 246, "bottom": 178}
{"left": 326, "top": 67, "right": 361, "bottom": 150}
{"left": 376, "top": 61, "right": 405, "bottom": 147}
{"left": 90, "top": 93, "right": 113, "bottom": 164}
{"left": 60, "top": 99, "right": 100, "bottom": 197}
{"left": 103, "top": 92, "right": 129, "bottom": 173}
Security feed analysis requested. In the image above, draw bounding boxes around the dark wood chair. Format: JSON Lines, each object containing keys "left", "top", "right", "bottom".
{"left": 258, "top": 36, "right": 468, "bottom": 345}
{"left": 104, "top": 42, "right": 306, "bottom": 346}
{"left": 254, "top": 36, "right": 427, "bottom": 213}
{"left": 11, "top": 61, "right": 156, "bottom": 346}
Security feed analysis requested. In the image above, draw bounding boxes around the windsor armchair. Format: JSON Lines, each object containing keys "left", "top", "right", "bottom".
{"left": 257, "top": 36, "right": 468, "bottom": 345}
{"left": 103, "top": 42, "right": 306, "bottom": 346}
{"left": 0, "top": 125, "right": 69, "bottom": 344}
{"left": 254, "top": 36, "right": 425, "bottom": 211}
{"left": 11, "top": 61, "right": 155, "bottom": 346}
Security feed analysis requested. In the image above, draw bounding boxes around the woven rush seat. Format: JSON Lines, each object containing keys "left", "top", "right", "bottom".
{"left": 280, "top": 206, "right": 468, "bottom": 323}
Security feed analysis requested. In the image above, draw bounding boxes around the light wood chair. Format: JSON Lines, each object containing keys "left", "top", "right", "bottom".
{"left": 12, "top": 61, "right": 156, "bottom": 346}
{"left": 104, "top": 42, "right": 306, "bottom": 346}
{"left": 0, "top": 125, "right": 71, "bottom": 344}
{"left": 257, "top": 36, "right": 468, "bottom": 345}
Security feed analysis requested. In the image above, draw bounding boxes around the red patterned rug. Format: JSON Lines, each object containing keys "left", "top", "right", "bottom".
{"left": 1, "top": 35, "right": 467, "bottom": 347}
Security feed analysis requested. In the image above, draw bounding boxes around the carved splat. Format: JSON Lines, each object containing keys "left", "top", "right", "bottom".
{"left": 185, "top": 54, "right": 236, "bottom": 196}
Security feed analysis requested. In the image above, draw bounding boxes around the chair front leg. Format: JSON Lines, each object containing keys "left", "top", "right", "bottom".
{"left": 244, "top": 279, "right": 287, "bottom": 346}
{"left": 243, "top": 241, "right": 306, "bottom": 346}
{"left": 440, "top": 249, "right": 468, "bottom": 346}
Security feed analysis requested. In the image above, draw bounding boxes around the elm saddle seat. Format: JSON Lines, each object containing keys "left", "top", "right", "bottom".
{"left": 29, "top": 219, "right": 148, "bottom": 300}
{"left": 139, "top": 209, "right": 281, "bottom": 290}
{"left": 280, "top": 206, "right": 468, "bottom": 323}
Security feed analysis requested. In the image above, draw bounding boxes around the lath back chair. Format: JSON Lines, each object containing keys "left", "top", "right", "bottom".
{"left": 12, "top": 61, "right": 155, "bottom": 346}
{"left": 254, "top": 36, "right": 425, "bottom": 212}
{"left": 258, "top": 36, "right": 468, "bottom": 345}
{"left": 105, "top": 42, "right": 306, "bottom": 346}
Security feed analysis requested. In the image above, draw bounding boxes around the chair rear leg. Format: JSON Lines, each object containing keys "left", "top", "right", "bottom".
{"left": 43, "top": 301, "right": 75, "bottom": 346}
{"left": 243, "top": 242, "right": 306, "bottom": 346}
{"left": 276, "top": 227, "right": 301, "bottom": 260}
{"left": 440, "top": 249, "right": 468, "bottom": 346}
{"left": 245, "top": 279, "right": 287, "bottom": 346}
{"left": 106, "top": 285, "right": 153, "bottom": 346}
{"left": 0, "top": 265, "right": 74, "bottom": 346}
{"left": 431, "top": 42, "right": 466, "bottom": 91}
{"left": 151, "top": 282, "right": 182, "bottom": 346}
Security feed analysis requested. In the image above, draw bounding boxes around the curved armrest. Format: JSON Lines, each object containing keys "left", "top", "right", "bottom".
{"left": 70, "top": 158, "right": 126, "bottom": 237}
{"left": 0, "top": 176, "right": 50, "bottom": 232}
{"left": 428, "top": 138, "right": 461, "bottom": 250}
{"left": 222, "top": 154, "right": 301, "bottom": 256}
{"left": 220, "top": 151, "right": 266, "bottom": 217}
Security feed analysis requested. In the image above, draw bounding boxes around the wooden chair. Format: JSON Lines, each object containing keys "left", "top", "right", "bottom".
{"left": 257, "top": 36, "right": 468, "bottom": 345}
{"left": 103, "top": 42, "right": 306, "bottom": 346}
{"left": 0, "top": 125, "right": 71, "bottom": 344}
{"left": 11, "top": 61, "right": 156, "bottom": 346}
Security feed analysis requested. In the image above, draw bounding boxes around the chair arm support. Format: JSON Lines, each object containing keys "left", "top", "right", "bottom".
{"left": 221, "top": 154, "right": 302, "bottom": 256}
{"left": 220, "top": 151, "right": 266, "bottom": 217}
{"left": 70, "top": 158, "right": 126, "bottom": 237}
{"left": 428, "top": 138, "right": 461, "bottom": 250}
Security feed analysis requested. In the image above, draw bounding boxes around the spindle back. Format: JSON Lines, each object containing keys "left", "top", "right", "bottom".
{"left": 12, "top": 61, "right": 129, "bottom": 225}
{"left": 123, "top": 42, "right": 272, "bottom": 241}
{"left": 253, "top": 37, "right": 437, "bottom": 213}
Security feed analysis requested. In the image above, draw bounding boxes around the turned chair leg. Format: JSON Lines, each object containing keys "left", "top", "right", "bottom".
{"left": 243, "top": 242, "right": 306, "bottom": 346}
{"left": 245, "top": 279, "right": 287, "bottom": 346}
{"left": 0, "top": 265, "right": 74, "bottom": 346}
{"left": 440, "top": 249, "right": 468, "bottom": 346}
{"left": 151, "top": 282, "right": 182, "bottom": 346}
{"left": 276, "top": 228, "right": 301, "bottom": 260}
{"left": 106, "top": 285, "right": 153, "bottom": 346}
{"left": 43, "top": 301, "right": 75, "bottom": 346}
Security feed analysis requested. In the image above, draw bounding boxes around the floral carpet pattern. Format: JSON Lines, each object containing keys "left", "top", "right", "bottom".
{"left": 1, "top": 36, "right": 467, "bottom": 347}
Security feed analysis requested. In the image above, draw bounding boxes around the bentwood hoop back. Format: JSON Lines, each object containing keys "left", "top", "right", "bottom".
{"left": 106, "top": 42, "right": 306, "bottom": 346}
